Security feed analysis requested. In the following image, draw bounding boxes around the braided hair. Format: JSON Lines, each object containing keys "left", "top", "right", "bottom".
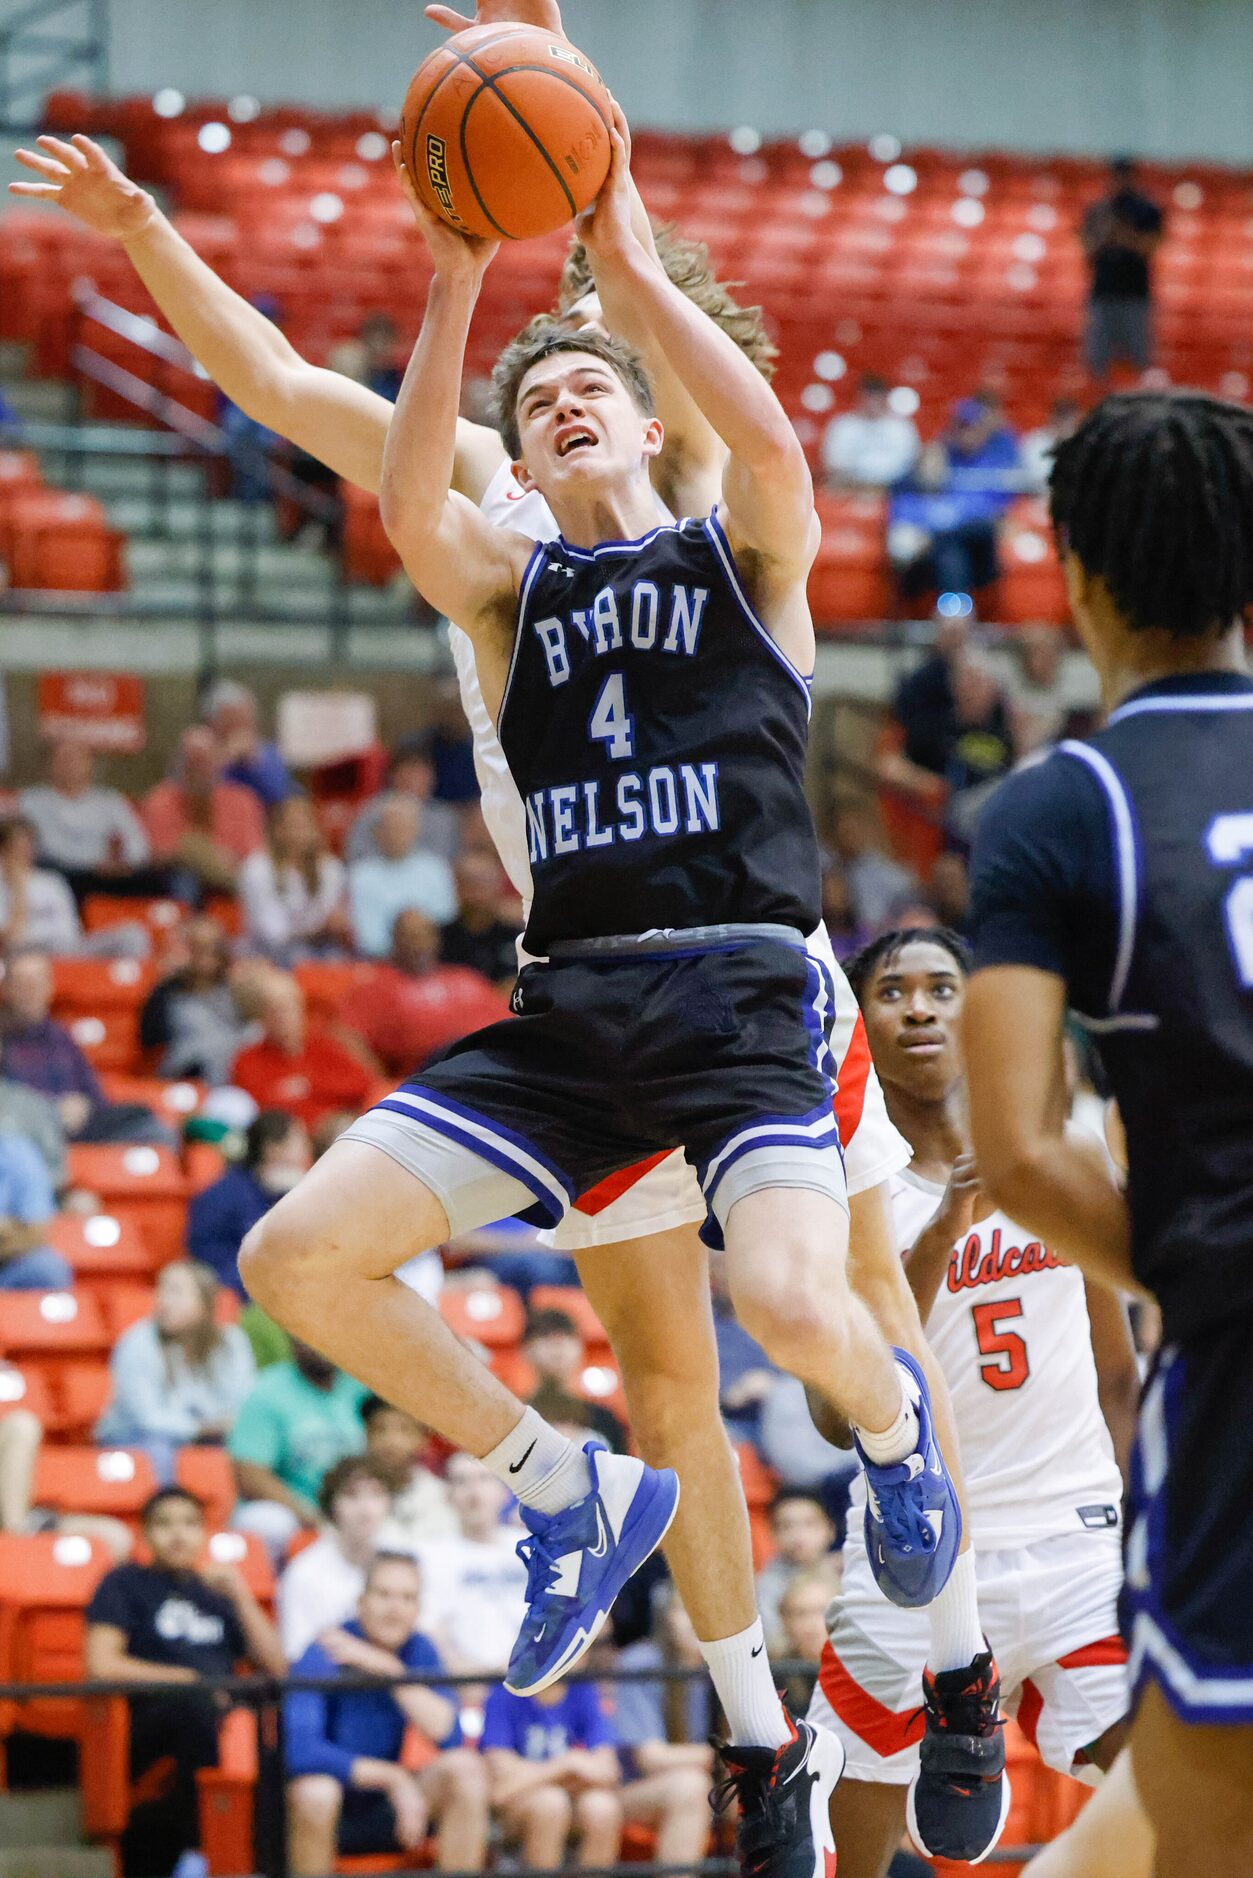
{"left": 844, "top": 926, "right": 971, "bottom": 1008}
{"left": 1049, "top": 391, "right": 1253, "bottom": 639}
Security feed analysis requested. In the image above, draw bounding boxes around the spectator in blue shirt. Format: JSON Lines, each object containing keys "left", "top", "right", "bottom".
{"left": 187, "top": 1111, "right": 311, "bottom": 1300}
{"left": 890, "top": 394, "right": 1023, "bottom": 607}
{"left": 482, "top": 1675, "right": 623, "bottom": 1871}
{"left": 205, "top": 680, "right": 294, "bottom": 809}
{"left": 286, "top": 1551, "right": 487, "bottom": 1876}
{"left": 0, "top": 1131, "right": 70, "bottom": 1289}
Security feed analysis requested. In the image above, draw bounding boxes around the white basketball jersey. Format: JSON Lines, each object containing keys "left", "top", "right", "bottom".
{"left": 850, "top": 1169, "right": 1123, "bottom": 1550}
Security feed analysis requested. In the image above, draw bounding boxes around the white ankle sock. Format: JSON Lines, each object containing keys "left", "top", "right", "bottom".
{"left": 699, "top": 1618, "right": 791, "bottom": 1750}
{"left": 481, "top": 1407, "right": 592, "bottom": 1515}
{"left": 927, "top": 1548, "right": 985, "bottom": 1673}
{"left": 855, "top": 1363, "right": 921, "bottom": 1465}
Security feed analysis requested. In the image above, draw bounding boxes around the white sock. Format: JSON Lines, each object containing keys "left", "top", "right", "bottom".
{"left": 854, "top": 1362, "right": 921, "bottom": 1465}
{"left": 926, "top": 1548, "right": 985, "bottom": 1673}
{"left": 480, "top": 1407, "right": 592, "bottom": 1515}
{"left": 699, "top": 1618, "right": 791, "bottom": 1750}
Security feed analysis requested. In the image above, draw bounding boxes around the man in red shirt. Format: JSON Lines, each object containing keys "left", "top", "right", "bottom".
{"left": 334, "top": 908, "right": 509, "bottom": 1079}
{"left": 232, "top": 972, "right": 373, "bottom": 1130}
{"left": 142, "top": 726, "right": 265, "bottom": 894}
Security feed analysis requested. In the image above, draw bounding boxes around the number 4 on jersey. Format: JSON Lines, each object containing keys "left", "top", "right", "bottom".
{"left": 589, "top": 672, "right": 635, "bottom": 760}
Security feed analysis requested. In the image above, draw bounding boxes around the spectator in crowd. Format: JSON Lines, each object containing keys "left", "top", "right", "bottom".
{"left": 427, "top": 679, "right": 479, "bottom": 806}
{"left": 612, "top": 1581, "right": 719, "bottom": 1759}
{"left": 286, "top": 1551, "right": 487, "bottom": 1877}
{"left": 0, "top": 1379, "right": 131, "bottom": 1553}
{"left": 1081, "top": 157, "right": 1164, "bottom": 377}
{"left": 348, "top": 797, "right": 457, "bottom": 957}
{"left": 86, "top": 1485, "right": 285, "bottom": 1878}
{"left": 19, "top": 739, "right": 155, "bottom": 900}
{"left": 187, "top": 1110, "right": 312, "bottom": 1299}
{"left": 331, "top": 310, "right": 404, "bottom": 403}
{"left": 365, "top": 1396, "right": 458, "bottom": 1549}
{"left": 204, "top": 680, "right": 294, "bottom": 810}
{"left": 942, "top": 656, "right": 1017, "bottom": 841}
{"left": 0, "top": 1076, "right": 66, "bottom": 1187}
{"left": 0, "top": 1131, "right": 69, "bottom": 1290}
{"left": 346, "top": 733, "right": 461, "bottom": 866}
{"left": 712, "top": 1260, "right": 778, "bottom": 1450}
{"left": 1008, "top": 623, "right": 1069, "bottom": 752}
{"left": 756, "top": 1488, "right": 837, "bottom": 1653}
{"left": 438, "top": 853, "right": 519, "bottom": 991}
{"left": 1021, "top": 396, "right": 1081, "bottom": 493}
{"left": 239, "top": 795, "right": 350, "bottom": 963}
{"left": 0, "top": 947, "right": 170, "bottom": 1145}
{"left": 889, "top": 396, "right": 1021, "bottom": 606}
{"left": 95, "top": 1259, "right": 255, "bottom": 1478}
{"left": 0, "top": 815, "right": 84, "bottom": 955}
{"left": 414, "top": 1452, "right": 526, "bottom": 1676}
{"left": 776, "top": 1563, "right": 842, "bottom": 1715}
{"left": 278, "top": 1454, "right": 394, "bottom": 1661}
{"left": 827, "top": 802, "right": 919, "bottom": 933}
{"left": 822, "top": 371, "right": 920, "bottom": 491}
{"left": 819, "top": 859, "right": 869, "bottom": 962}
{"left": 482, "top": 1673, "right": 622, "bottom": 1872}
{"left": 521, "top": 1309, "right": 626, "bottom": 1452}
{"left": 230, "top": 971, "right": 372, "bottom": 1132}
{"left": 883, "top": 614, "right": 972, "bottom": 798}
{"left": 228, "top": 1339, "right": 367, "bottom": 1556}
{"left": 139, "top": 916, "right": 251, "bottom": 1084}
{"left": 333, "top": 908, "right": 508, "bottom": 1078}
{"left": 757, "top": 1367, "right": 858, "bottom": 1506}
{"left": 928, "top": 851, "right": 972, "bottom": 935}
{"left": 141, "top": 726, "right": 265, "bottom": 896}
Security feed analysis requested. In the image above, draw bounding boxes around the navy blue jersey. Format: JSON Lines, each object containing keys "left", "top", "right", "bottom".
{"left": 497, "top": 514, "right": 821, "bottom": 952}
{"left": 970, "top": 672, "right": 1253, "bottom": 1340}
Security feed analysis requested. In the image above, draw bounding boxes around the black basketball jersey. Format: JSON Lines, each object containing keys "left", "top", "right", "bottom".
{"left": 497, "top": 513, "right": 822, "bottom": 952}
{"left": 1065, "top": 679, "right": 1253, "bottom": 1335}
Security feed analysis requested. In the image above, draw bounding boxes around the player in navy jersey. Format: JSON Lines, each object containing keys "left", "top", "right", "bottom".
{"left": 964, "top": 390, "right": 1253, "bottom": 1878}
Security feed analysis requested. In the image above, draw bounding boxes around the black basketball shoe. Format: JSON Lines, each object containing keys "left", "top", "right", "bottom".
{"left": 906, "top": 1646, "right": 1011, "bottom": 1863}
{"left": 713, "top": 1711, "right": 845, "bottom": 1878}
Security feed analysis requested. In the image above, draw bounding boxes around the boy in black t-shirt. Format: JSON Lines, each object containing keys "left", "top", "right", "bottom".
{"left": 86, "top": 1486, "right": 286, "bottom": 1878}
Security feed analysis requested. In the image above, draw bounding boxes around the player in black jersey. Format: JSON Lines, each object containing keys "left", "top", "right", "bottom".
{"left": 964, "top": 391, "right": 1253, "bottom": 1878}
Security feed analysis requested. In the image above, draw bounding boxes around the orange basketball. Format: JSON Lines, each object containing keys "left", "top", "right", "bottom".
{"left": 400, "top": 24, "right": 611, "bottom": 241}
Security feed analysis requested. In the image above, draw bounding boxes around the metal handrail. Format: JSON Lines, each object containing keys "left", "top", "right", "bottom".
{"left": 0, "top": 0, "right": 107, "bottom": 122}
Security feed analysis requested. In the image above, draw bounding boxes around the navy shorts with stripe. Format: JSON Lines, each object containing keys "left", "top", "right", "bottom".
{"left": 378, "top": 934, "right": 845, "bottom": 1246}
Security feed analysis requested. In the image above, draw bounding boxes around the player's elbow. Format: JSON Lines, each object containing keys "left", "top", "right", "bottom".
{"left": 978, "top": 1139, "right": 1049, "bottom": 1219}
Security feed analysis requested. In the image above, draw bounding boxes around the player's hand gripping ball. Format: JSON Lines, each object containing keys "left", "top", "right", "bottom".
{"left": 400, "top": 23, "right": 611, "bottom": 240}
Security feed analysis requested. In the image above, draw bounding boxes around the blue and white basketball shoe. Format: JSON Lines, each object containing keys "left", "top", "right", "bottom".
{"left": 854, "top": 1348, "right": 962, "bottom": 1608}
{"left": 505, "top": 1443, "right": 680, "bottom": 1696}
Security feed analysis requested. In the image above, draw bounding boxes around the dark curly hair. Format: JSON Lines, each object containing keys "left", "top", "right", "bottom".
{"left": 845, "top": 926, "right": 971, "bottom": 1008}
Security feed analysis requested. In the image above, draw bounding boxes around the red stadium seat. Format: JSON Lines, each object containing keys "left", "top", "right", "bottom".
{"left": 341, "top": 482, "right": 402, "bottom": 585}
{"left": 64, "top": 1005, "right": 144, "bottom": 1074}
{"left": 64, "top": 1145, "right": 191, "bottom": 1262}
{"left": 0, "top": 1360, "right": 55, "bottom": 1426}
{"left": 439, "top": 1282, "right": 526, "bottom": 1350}
{"left": 34, "top": 1446, "right": 159, "bottom": 1525}
{"left": 174, "top": 1451, "right": 239, "bottom": 1535}
{"left": 0, "top": 490, "right": 127, "bottom": 592}
{"left": 46, "top": 1211, "right": 157, "bottom": 1284}
{"left": 0, "top": 1532, "right": 113, "bottom": 1743}
{"left": 0, "top": 1288, "right": 107, "bottom": 1360}
{"left": 81, "top": 894, "right": 186, "bottom": 941}
{"left": 51, "top": 956, "right": 154, "bottom": 1013}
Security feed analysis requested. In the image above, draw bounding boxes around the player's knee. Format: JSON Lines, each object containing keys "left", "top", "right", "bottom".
{"left": 238, "top": 1201, "right": 329, "bottom": 1318}
{"left": 736, "top": 1270, "right": 848, "bottom": 1371}
{"left": 288, "top": 1774, "right": 342, "bottom": 1822}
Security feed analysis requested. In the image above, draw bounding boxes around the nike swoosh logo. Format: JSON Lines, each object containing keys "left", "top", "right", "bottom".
{"left": 587, "top": 1500, "right": 610, "bottom": 1559}
{"left": 751, "top": 1643, "right": 764, "bottom": 1658}
{"left": 509, "top": 1440, "right": 537, "bottom": 1475}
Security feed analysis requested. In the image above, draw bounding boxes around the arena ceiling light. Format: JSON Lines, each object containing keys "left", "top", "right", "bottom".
{"left": 197, "top": 122, "right": 232, "bottom": 154}
{"left": 229, "top": 94, "right": 261, "bottom": 122}
{"left": 868, "top": 133, "right": 902, "bottom": 163}
{"left": 958, "top": 168, "right": 990, "bottom": 197}
{"left": 884, "top": 163, "right": 918, "bottom": 196}
{"left": 310, "top": 192, "right": 345, "bottom": 223}
{"left": 810, "top": 160, "right": 843, "bottom": 190}
{"left": 1174, "top": 181, "right": 1203, "bottom": 209}
{"left": 152, "top": 88, "right": 185, "bottom": 118}
{"left": 889, "top": 386, "right": 921, "bottom": 416}
{"left": 279, "top": 127, "right": 312, "bottom": 156}
{"left": 800, "top": 383, "right": 835, "bottom": 412}
{"left": 814, "top": 351, "right": 847, "bottom": 381}
{"left": 952, "top": 197, "right": 986, "bottom": 228}
{"left": 356, "top": 132, "right": 390, "bottom": 161}
{"left": 728, "top": 126, "right": 762, "bottom": 155}
{"left": 798, "top": 130, "right": 832, "bottom": 158}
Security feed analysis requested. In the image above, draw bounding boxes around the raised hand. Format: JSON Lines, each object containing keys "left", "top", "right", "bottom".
{"left": 425, "top": 0, "right": 565, "bottom": 34}
{"left": 391, "top": 141, "right": 499, "bottom": 284}
{"left": 8, "top": 133, "right": 156, "bottom": 241}
{"left": 574, "top": 99, "right": 635, "bottom": 263}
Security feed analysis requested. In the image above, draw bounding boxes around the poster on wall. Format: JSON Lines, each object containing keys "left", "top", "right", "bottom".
{"left": 37, "top": 673, "right": 147, "bottom": 752}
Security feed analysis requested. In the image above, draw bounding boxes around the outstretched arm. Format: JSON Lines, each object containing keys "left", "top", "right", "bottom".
{"left": 8, "top": 134, "right": 505, "bottom": 501}
{"left": 379, "top": 152, "right": 527, "bottom": 680}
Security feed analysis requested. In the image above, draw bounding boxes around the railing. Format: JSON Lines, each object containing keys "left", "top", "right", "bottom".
{"left": 0, "top": 0, "right": 107, "bottom": 127}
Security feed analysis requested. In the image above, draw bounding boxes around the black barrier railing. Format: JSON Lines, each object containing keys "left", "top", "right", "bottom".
{"left": 0, "top": 0, "right": 107, "bottom": 128}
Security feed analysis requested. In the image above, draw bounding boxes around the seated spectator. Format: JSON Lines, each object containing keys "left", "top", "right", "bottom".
{"left": 286, "top": 1552, "right": 487, "bottom": 1878}
{"left": 239, "top": 796, "right": 350, "bottom": 963}
{"left": 0, "top": 1131, "right": 70, "bottom": 1290}
{"left": 447, "top": 1213, "right": 579, "bottom": 1302}
{"left": 95, "top": 1259, "right": 256, "bottom": 1479}
{"left": 776, "top": 1563, "right": 842, "bottom": 1715}
{"left": 329, "top": 310, "right": 404, "bottom": 403}
{"left": 822, "top": 372, "right": 920, "bottom": 491}
{"left": 0, "top": 947, "right": 171, "bottom": 1145}
{"left": 345, "top": 733, "right": 460, "bottom": 865}
{"left": 942, "top": 657, "right": 1017, "bottom": 842}
{"left": 889, "top": 396, "right": 1022, "bottom": 607}
{"left": 20, "top": 739, "right": 158, "bottom": 900}
{"left": 348, "top": 797, "right": 457, "bottom": 957}
{"left": 278, "top": 1454, "right": 394, "bottom": 1661}
{"left": 0, "top": 1077, "right": 66, "bottom": 1187}
{"left": 820, "top": 860, "right": 869, "bottom": 962}
{"left": 882, "top": 615, "right": 971, "bottom": 798}
{"left": 187, "top": 1110, "right": 312, "bottom": 1299}
{"left": 482, "top": 1674, "right": 622, "bottom": 1872}
{"left": 86, "top": 1486, "right": 285, "bottom": 1878}
{"left": 1021, "top": 396, "right": 1081, "bottom": 493}
{"left": 522, "top": 1309, "right": 626, "bottom": 1453}
{"left": 757, "top": 1369, "right": 858, "bottom": 1503}
{"left": 0, "top": 815, "right": 84, "bottom": 955}
{"left": 228, "top": 1339, "right": 367, "bottom": 1557}
{"left": 0, "top": 1380, "right": 131, "bottom": 1554}
{"left": 1009, "top": 623, "right": 1068, "bottom": 753}
{"left": 438, "top": 853, "right": 519, "bottom": 991}
{"left": 333, "top": 908, "right": 509, "bottom": 1078}
{"left": 827, "top": 802, "right": 920, "bottom": 933}
{"left": 712, "top": 1258, "right": 778, "bottom": 1450}
{"left": 141, "top": 726, "right": 265, "bottom": 896}
{"left": 427, "top": 679, "right": 479, "bottom": 806}
{"left": 139, "top": 915, "right": 251, "bottom": 1083}
{"left": 365, "top": 1396, "right": 458, "bottom": 1549}
{"left": 756, "top": 1489, "right": 837, "bottom": 1654}
{"left": 613, "top": 1581, "right": 719, "bottom": 1754}
{"left": 204, "top": 679, "right": 294, "bottom": 808}
{"left": 414, "top": 1453, "right": 526, "bottom": 1676}
{"left": 230, "top": 971, "right": 372, "bottom": 1131}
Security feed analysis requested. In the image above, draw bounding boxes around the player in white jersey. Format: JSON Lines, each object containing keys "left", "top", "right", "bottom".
{"left": 806, "top": 929, "right": 1138, "bottom": 1877}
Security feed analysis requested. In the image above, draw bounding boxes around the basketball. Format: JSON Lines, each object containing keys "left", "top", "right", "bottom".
{"left": 400, "top": 24, "right": 612, "bottom": 242}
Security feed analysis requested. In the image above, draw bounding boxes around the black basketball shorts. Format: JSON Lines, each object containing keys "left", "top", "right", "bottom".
{"left": 342, "top": 926, "right": 846, "bottom": 1248}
